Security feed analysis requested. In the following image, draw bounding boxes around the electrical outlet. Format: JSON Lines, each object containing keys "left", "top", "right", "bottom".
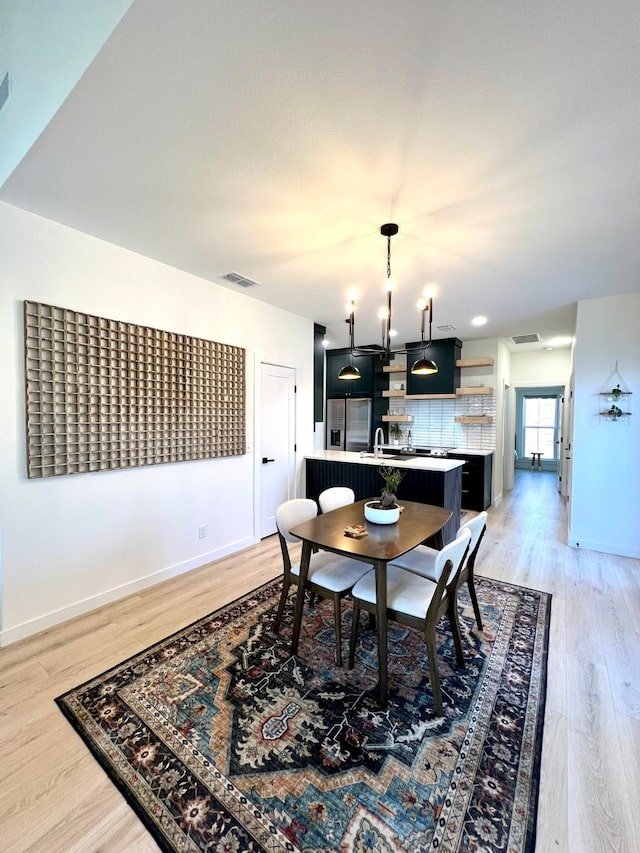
{"left": 198, "top": 524, "right": 207, "bottom": 539}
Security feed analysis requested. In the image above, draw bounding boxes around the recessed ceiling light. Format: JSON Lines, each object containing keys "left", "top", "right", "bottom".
{"left": 471, "top": 316, "right": 487, "bottom": 326}
{"left": 322, "top": 337, "right": 330, "bottom": 348}
{"left": 544, "top": 346, "right": 553, "bottom": 351}
{"left": 389, "top": 329, "right": 398, "bottom": 338}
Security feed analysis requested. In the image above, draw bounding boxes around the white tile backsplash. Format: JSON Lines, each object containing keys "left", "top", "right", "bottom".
{"left": 387, "top": 395, "right": 496, "bottom": 450}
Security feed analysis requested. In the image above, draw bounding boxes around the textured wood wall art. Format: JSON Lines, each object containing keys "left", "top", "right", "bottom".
{"left": 24, "top": 301, "right": 245, "bottom": 478}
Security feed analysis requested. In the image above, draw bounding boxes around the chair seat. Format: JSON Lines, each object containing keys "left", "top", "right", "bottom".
{"left": 389, "top": 544, "right": 438, "bottom": 581}
{"left": 291, "top": 551, "right": 369, "bottom": 592}
{"left": 351, "top": 565, "right": 440, "bottom": 620}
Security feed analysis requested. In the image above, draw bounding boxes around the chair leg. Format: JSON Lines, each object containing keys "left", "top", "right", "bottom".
{"left": 273, "top": 578, "right": 291, "bottom": 633}
{"left": 425, "top": 635, "right": 443, "bottom": 716}
{"left": 467, "top": 576, "right": 483, "bottom": 630}
{"left": 447, "top": 597, "right": 466, "bottom": 669}
{"left": 333, "top": 595, "right": 343, "bottom": 668}
{"left": 348, "top": 601, "right": 361, "bottom": 669}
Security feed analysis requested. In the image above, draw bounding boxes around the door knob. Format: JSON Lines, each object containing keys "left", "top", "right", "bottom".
{"left": 262, "top": 457, "right": 275, "bottom": 463}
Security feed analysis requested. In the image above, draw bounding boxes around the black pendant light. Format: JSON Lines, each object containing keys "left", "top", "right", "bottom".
{"left": 337, "top": 223, "right": 439, "bottom": 377}
{"left": 338, "top": 362, "right": 361, "bottom": 380}
{"left": 410, "top": 296, "right": 438, "bottom": 375}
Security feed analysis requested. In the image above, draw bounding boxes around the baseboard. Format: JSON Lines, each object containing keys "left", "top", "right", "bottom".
{"left": 0, "top": 536, "right": 254, "bottom": 647}
{"left": 568, "top": 537, "right": 640, "bottom": 559}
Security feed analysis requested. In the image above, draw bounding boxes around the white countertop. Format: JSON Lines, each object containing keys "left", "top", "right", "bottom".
{"left": 449, "top": 448, "right": 495, "bottom": 457}
{"left": 306, "top": 449, "right": 465, "bottom": 473}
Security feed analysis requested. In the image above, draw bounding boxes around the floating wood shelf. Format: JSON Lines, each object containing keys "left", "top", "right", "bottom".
{"left": 455, "top": 415, "right": 493, "bottom": 424}
{"left": 456, "top": 387, "right": 494, "bottom": 396}
{"left": 405, "top": 393, "right": 457, "bottom": 400}
{"left": 456, "top": 357, "right": 494, "bottom": 368}
{"left": 383, "top": 365, "right": 406, "bottom": 373}
{"left": 382, "top": 389, "right": 406, "bottom": 397}
{"left": 382, "top": 414, "right": 413, "bottom": 423}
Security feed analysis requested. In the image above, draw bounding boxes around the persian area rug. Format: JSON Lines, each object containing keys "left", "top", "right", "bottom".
{"left": 56, "top": 576, "right": 550, "bottom": 853}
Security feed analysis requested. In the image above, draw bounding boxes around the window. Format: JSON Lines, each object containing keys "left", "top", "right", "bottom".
{"left": 523, "top": 396, "right": 558, "bottom": 458}
{"left": 515, "top": 386, "right": 564, "bottom": 465}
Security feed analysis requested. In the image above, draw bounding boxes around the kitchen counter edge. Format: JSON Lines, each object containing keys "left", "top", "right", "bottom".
{"left": 305, "top": 450, "right": 465, "bottom": 472}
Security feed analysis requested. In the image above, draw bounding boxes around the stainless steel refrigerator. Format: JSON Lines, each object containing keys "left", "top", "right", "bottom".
{"left": 326, "top": 398, "right": 372, "bottom": 453}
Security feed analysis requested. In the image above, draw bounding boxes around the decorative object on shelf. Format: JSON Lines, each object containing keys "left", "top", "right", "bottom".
{"left": 606, "top": 404, "right": 623, "bottom": 420}
{"left": 388, "top": 422, "right": 402, "bottom": 444}
{"left": 364, "top": 464, "right": 404, "bottom": 524}
{"left": 599, "top": 361, "right": 632, "bottom": 421}
{"left": 338, "top": 223, "right": 439, "bottom": 380}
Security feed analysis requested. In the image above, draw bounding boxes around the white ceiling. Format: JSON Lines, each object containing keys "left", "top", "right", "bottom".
{"left": 2, "top": 0, "right": 639, "bottom": 352}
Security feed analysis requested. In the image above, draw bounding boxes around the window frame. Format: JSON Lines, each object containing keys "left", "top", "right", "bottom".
{"left": 515, "top": 386, "right": 564, "bottom": 466}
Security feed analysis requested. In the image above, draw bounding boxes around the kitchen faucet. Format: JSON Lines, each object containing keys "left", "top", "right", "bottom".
{"left": 374, "top": 426, "right": 384, "bottom": 458}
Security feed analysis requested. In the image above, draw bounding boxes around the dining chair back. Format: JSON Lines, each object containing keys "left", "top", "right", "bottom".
{"left": 389, "top": 510, "right": 488, "bottom": 631}
{"left": 276, "top": 498, "right": 318, "bottom": 543}
{"left": 457, "top": 511, "right": 487, "bottom": 630}
{"left": 318, "top": 487, "right": 355, "bottom": 513}
{"left": 348, "top": 527, "right": 471, "bottom": 715}
{"left": 273, "top": 498, "right": 370, "bottom": 667}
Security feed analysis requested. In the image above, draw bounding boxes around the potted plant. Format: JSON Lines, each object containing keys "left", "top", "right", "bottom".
{"left": 388, "top": 422, "right": 402, "bottom": 445}
{"left": 364, "top": 465, "right": 405, "bottom": 524}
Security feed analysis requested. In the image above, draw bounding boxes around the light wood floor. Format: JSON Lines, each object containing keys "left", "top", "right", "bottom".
{"left": 1, "top": 472, "right": 638, "bottom": 852}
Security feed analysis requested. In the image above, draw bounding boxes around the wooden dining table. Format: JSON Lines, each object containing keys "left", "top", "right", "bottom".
{"left": 289, "top": 498, "right": 453, "bottom": 705}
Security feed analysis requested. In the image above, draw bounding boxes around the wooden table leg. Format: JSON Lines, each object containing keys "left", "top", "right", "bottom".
{"left": 290, "top": 540, "right": 311, "bottom": 654}
{"left": 374, "top": 558, "right": 388, "bottom": 705}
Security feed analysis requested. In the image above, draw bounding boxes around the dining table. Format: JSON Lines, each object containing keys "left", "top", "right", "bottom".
{"left": 288, "top": 498, "right": 453, "bottom": 705}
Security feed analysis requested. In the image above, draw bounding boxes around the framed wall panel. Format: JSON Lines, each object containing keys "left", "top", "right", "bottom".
{"left": 24, "top": 301, "right": 245, "bottom": 478}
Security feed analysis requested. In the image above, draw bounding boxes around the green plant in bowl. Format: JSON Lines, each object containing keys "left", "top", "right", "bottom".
{"left": 377, "top": 464, "right": 404, "bottom": 507}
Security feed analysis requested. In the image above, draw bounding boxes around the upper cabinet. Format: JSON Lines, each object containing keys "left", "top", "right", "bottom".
{"left": 405, "top": 338, "right": 462, "bottom": 396}
{"left": 325, "top": 349, "right": 375, "bottom": 397}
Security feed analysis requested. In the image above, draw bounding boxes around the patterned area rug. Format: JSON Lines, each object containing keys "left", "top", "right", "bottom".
{"left": 56, "top": 576, "right": 550, "bottom": 852}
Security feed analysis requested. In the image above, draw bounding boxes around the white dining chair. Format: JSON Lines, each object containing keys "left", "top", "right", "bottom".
{"left": 348, "top": 528, "right": 471, "bottom": 715}
{"left": 318, "top": 486, "right": 355, "bottom": 513}
{"left": 273, "top": 498, "right": 369, "bottom": 667}
{"left": 389, "top": 511, "right": 488, "bottom": 634}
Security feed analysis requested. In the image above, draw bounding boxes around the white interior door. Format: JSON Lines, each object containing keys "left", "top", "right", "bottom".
{"left": 260, "top": 362, "right": 296, "bottom": 538}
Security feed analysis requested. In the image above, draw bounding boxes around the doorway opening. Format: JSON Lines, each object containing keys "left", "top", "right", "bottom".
{"left": 514, "top": 386, "right": 564, "bottom": 473}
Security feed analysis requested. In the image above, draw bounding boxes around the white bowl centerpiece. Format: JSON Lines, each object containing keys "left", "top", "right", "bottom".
{"left": 364, "top": 464, "right": 404, "bottom": 525}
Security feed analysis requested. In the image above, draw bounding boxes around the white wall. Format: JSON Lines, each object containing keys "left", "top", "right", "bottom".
{"left": 510, "top": 348, "right": 571, "bottom": 385}
{"left": 0, "top": 202, "right": 315, "bottom": 643}
{"left": 569, "top": 292, "right": 640, "bottom": 557}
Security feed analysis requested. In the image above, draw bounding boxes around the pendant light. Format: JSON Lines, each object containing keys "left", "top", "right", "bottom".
{"left": 338, "top": 223, "right": 439, "bottom": 378}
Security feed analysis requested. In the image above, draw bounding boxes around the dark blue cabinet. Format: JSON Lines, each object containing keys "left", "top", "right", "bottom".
{"left": 326, "top": 349, "right": 374, "bottom": 398}
{"left": 405, "top": 338, "right": 462, "bottom": 396}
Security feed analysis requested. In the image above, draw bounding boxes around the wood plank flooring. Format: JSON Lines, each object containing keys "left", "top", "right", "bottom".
{"left": 0, "top": 471, "right": 638, "bottom": 852}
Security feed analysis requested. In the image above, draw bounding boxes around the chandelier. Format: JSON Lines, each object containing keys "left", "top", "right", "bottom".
{"left": 338, "top": 223, "right": 439, "bottom": 380}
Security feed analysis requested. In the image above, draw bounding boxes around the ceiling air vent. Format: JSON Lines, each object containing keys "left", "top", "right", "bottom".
{"left": 438, "top": 324, "right": 456, "bottom": 332}
{"left": 220, "top": 271, "right": 261, "bottom": 289}
{"left": 510, "top": 333, "right": 541, "bottom": 345}
{"left": 0, "top": 72, "right": 10, "bottom": 114}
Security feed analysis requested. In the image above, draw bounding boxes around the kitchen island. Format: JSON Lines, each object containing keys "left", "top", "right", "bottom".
{"left": 305, "top": 450, "right": 464, "bottom": 545}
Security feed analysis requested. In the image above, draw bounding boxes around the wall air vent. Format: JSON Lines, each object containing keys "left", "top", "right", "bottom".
{"left": 510, "top": 333, "right": 540, "bottom": 345}
{"left": 437, "top": 324, "right": 456, "bottom": 332}
{"left": 220, "top": 272, "right": 261, "bottom": 289}
{"left": 0, "top": 72, "right": 10, "bottom": 114}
